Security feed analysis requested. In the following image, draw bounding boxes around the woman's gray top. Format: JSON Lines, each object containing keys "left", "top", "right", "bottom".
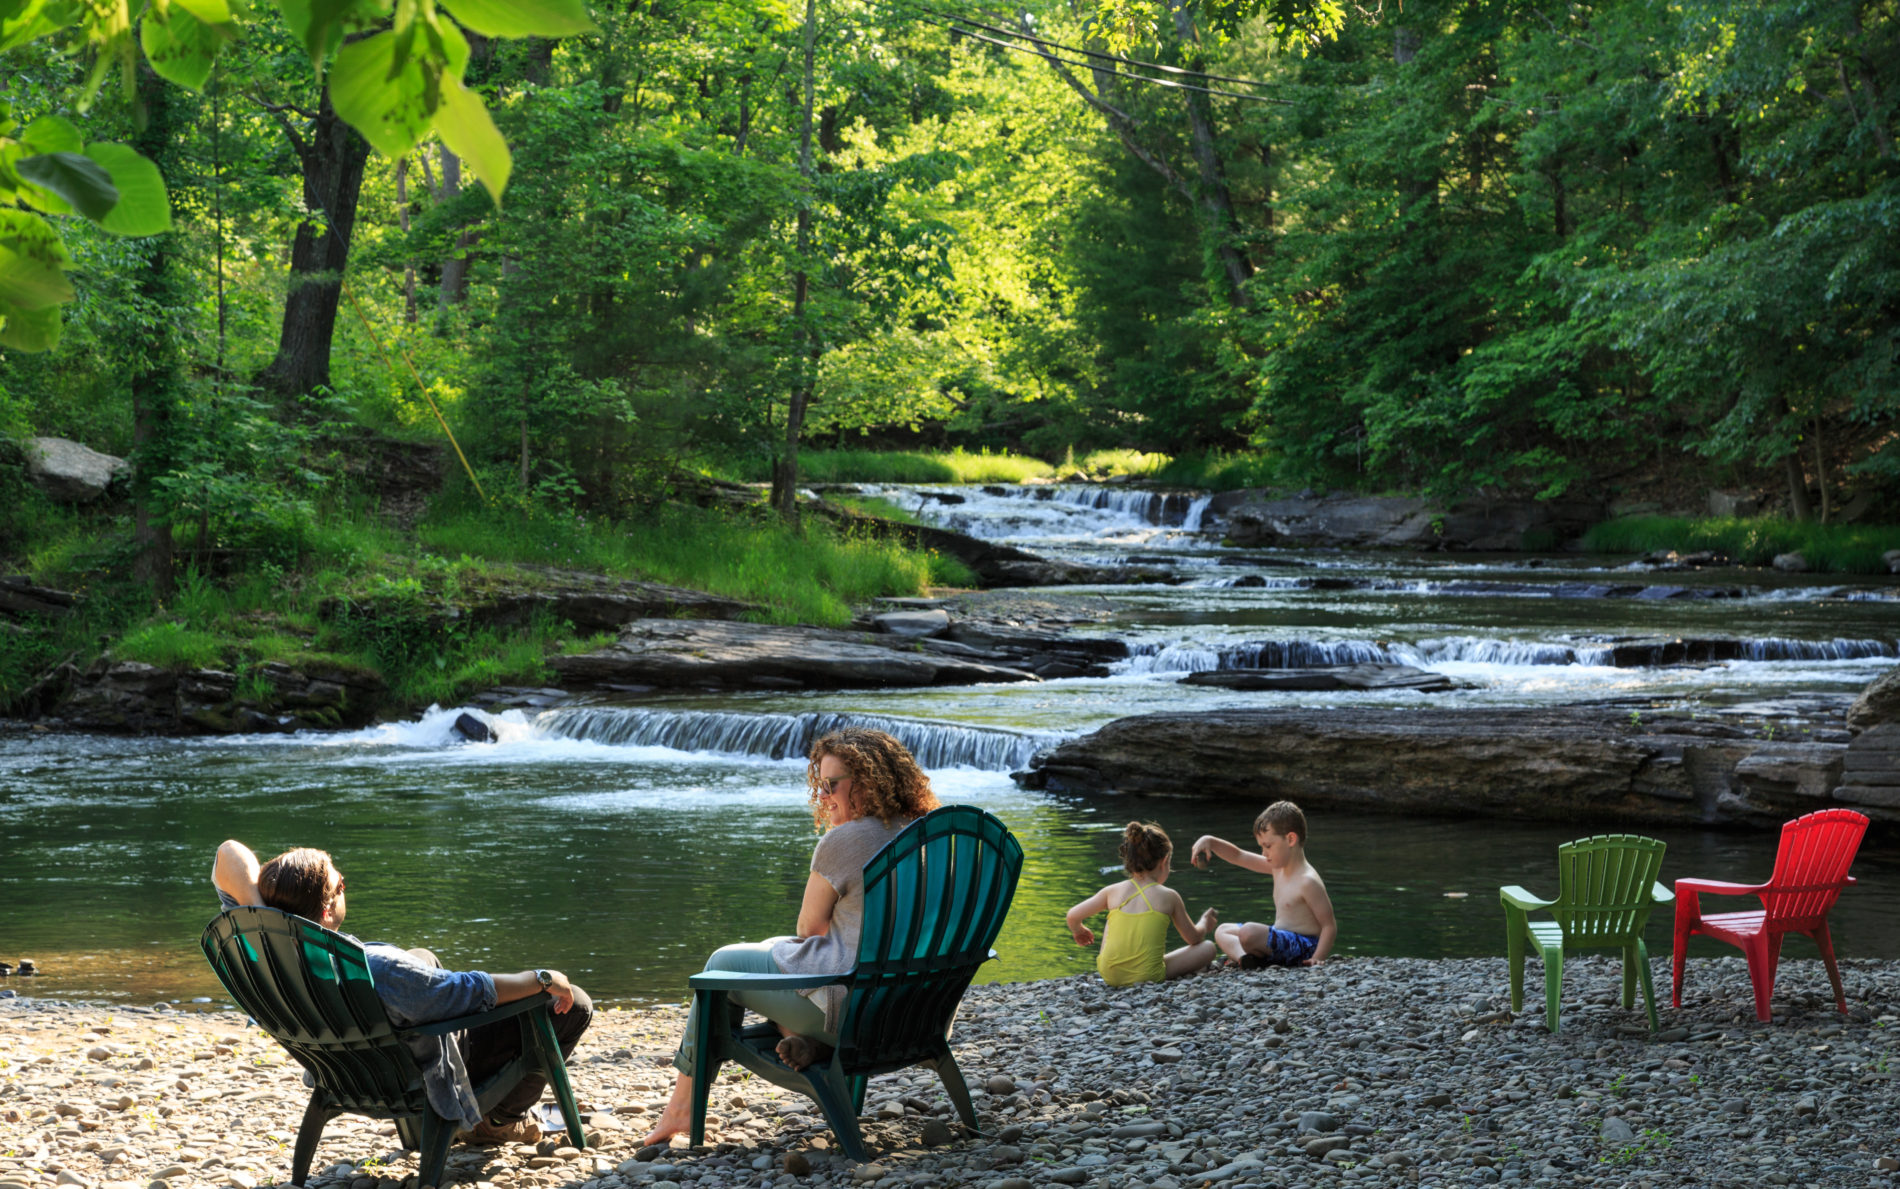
{"left": 771, "top": 814, "right": 913, "bottom": 1030}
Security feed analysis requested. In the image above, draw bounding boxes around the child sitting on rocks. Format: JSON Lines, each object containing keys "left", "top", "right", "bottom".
{"left": 1066, "top": 821, "right": 1219, "bottom": 986}
{"left": 1192, "top": 800, "right": 1336, "bottom": 968}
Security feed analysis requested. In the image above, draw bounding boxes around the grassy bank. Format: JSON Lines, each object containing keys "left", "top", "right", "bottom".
{"left": 1580, "top": 516, "right": 1900, "bottom": 574}
{"left": 717, "top": 447, "right": 1174, "bottom": 485}
{"left": 0, "top": 491, "right": 969, "bottom": 713}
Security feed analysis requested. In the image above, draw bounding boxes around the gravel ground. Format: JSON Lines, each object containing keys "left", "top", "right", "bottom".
{"left": 4, "top": 957, "right": 1897, "bottom": 1189}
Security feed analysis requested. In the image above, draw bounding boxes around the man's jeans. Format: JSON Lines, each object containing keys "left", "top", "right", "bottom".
{"left": 467, "top": 983, "right": 594, "bottom": 1121}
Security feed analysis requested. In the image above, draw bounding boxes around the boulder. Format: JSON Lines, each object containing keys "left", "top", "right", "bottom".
{"left": 550, "top": 618, "right": 1039, "bottom": 691}
{"left": 1848, "top": 667, "right": 1900, "bottom": 734}
{"left": 1016, "top": 706, "right": 1864, "bottom": 826}
{"left": 1708, "top": 490, "right": 1760, "bottom": 518}
{"left": 55, "top": 659, "right": 386, "bottom": 734}
{"left": 873, "top": 609, "right": 951, "bottom": 637}
{"left": 1180, "top": 664, "right": 1462, "bottom": 693}
{"left": 1885, "top": 549, "right": 1900, "bottom": 575}
{"left": 1222, "top": 492, "right": 1602, "bottom": 552}
{"left": 1837, "top": 670, "right": 1900, "bottom": 809}
{"left": 1773, "top": 551, "right": 1810, "bottom": 573}
{"left": 25, "top": 437, "right": 126, "bottom": 503}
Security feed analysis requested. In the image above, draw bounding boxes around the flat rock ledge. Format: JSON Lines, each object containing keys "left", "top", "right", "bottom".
{"left": 1018, "top": 706, "right": 1880, "bottom": 827}
{"left": 550, "top": 619, "right": 1042, "bottom": 692}
{"left": 7, "top": 956, "right": 1900, "bottom": 1189}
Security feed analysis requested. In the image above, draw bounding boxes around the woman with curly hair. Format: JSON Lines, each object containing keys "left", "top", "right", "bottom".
{"left": 643, "top": 727, "right": 939, "bottom": 1145}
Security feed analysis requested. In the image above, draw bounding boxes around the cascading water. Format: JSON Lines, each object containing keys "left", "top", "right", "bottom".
{"left": 537, "top": 707, "right": 1067, "bottom": 772}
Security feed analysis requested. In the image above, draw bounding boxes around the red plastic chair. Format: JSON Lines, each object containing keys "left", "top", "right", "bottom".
{"left": 1671, "top": 808, "right": 1868, "bottom": 1022}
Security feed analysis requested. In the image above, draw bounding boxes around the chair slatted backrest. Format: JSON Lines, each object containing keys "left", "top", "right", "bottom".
{"left": 837, "top": 806, "right": 1023, "bottom": 1072}
{"left": 202, "top": 907, "right": 429, "bottom": 1116}
{"left": 1551, "top": 834, "right": 1666, "bottom": 944}
{"left": 1761, "top": 809, "right": 1868, "bottom": 924}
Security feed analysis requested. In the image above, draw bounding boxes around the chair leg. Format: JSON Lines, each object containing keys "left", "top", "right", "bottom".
{"left": 932, "top": 1047, "right": 980, "bottom": 1132}
{"left": 528, "top": 1007, "right": 588, "bottom": 1150}
{"left": 291, "top": 1091, "right": 333, "bottom": 1186}
{"left": 1742, "top": 933, "right": 1776, "bottom": 1023}
{"left": 1542, "top": 947, "right": 1563, "bottom": 1034}
{"left": 688, "top": 990, "right": 724, "bottom": 1149}
{"left": 1633, "top": 939, "right": 1658, "bottom": 1031}
{"left": 1505, "top": 914, "right": 1525, "bottom": 1014}
{"left": 1814, "top": 925, "right": 1848, "bottom": 1015}
{"left": 416, "top": 1112, "right": 457, "bottom": 1189}
{"left": 1621, "top": 943, "right": 1637, "bottom": 1011}
{"left": 851, "top": 1076, "right": 868, "bottom": 1116}
{"left": 1671, "top": 899, "right": 1692, "bottom": 1009}
{"left": 807, "top": 1066, "right": 869, "bottom": 1163}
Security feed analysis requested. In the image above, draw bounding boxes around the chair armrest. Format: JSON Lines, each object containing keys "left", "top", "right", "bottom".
{"left": 1650, "top": 882, "right": 1674, "bottom": 904}
{"left": 405, "top": 992, "right": 550, "bottom": 1038}
{"left": 1673, "top": 878, "right": 1765, "bottom": 897}
{"left": 1500, "top": 886, "right": 1553, "bottom": 912}
{"left": 688, "top": 970, "right": 847, "bottom": 992}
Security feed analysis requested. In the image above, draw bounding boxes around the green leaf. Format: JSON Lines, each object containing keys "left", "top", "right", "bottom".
{"left": 275, "top": 0, "right": 384, "bottom": 76}
{"left": 170, "top": 0, "right": 231, "bottom": 23}
{"left": 433, "top": 77, "right": 510, "bottom": 203}
{"left": 140, "top": 6, "right": 229, "bottom": 90}
{"left": 19, "top": 114, "right": 82, "bottom": 155}
{"left": 0, "top": 300, "right": 62, "bottom": 351}
{"left": 0, "top": 0, "right": 65, "bottom": 53}
{"left": 330, "top": 22, "right": 468, "bottom": 159}
{"left": 17, "top": 152, "right": 120, "bottom": 220}
{"left": 436, "top": 0, "right": 593, "bottom": 38}
{"left": 83, "top": 143, "right": 171, "bottom": 235}
{"left": 0, "top": 210, "right": 76, "bottom": 309}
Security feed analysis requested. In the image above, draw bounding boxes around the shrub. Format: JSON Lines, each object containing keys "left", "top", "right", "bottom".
{"left": 1578, "top": 516, "right": 1900, "bottom": 574}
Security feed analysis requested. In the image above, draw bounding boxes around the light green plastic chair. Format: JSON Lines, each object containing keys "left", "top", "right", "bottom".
{"left": 1501, "top": 834, "right": 1674, "bottom": 1033}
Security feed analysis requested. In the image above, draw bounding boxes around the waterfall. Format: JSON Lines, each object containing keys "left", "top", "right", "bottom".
{"left": 537, "top": 707, "right": 1066, "bottom": 772}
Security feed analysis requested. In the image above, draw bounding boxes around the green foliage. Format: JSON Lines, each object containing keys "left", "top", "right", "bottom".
{"left": 116, "top": 620, "right": 228, "bottom": 668}
{"left": 1579, "top": 517, "right": 1900, "bottom": 574}
{"left": 1154, "top": 451, "right": 1281, "bottom": 491}
{"left": 720, "top": 449, "right": 1058, "bottom": 485}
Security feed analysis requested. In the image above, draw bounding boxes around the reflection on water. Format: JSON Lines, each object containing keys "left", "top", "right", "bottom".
{"left": 4, "top": 732, "right": 1898, "bottom": 1006}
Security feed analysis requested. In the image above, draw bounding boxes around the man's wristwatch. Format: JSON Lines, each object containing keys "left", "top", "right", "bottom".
{"left": 535, "top": 969, "right": 554, "bottom": 991}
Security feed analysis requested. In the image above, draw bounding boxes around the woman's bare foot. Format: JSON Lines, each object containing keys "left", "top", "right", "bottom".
{"left": 775, "top": 1034, "right": 831, "bottom": 1071}
{"left": 640, "top": 1074, "right": 695, "bottom": 1147}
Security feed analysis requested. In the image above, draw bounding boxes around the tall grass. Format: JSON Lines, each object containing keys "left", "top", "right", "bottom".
{"left": 116, "top": 621, "right": 229, "bottom": 668}
{"left": 719, "top": 448, "right": 1058, "bottom": 484}
{"left": 1076, "top": 449, "right": 1171, "bottom": 477}
{"left": 419, "top": 503, "right": 953, "bottom": 625}
{"left": 1579, "top": 516, "right": 1900, "bottom": 574}
{"left": 1153, "top": 451, "right": 1281, "bottom": 491}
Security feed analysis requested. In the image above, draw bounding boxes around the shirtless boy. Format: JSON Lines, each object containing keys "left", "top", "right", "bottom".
{"left": 1190, "top": 801, "right": 1336, "bottom": 967}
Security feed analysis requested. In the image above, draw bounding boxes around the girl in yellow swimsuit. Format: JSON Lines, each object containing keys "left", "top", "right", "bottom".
{"left": 1064, "top": 822, "right": 1220, "bottom": 986}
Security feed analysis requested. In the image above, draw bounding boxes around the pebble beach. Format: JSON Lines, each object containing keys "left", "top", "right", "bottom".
{"left": 4, "top": 957, "right": 1897, "bottom": 1189}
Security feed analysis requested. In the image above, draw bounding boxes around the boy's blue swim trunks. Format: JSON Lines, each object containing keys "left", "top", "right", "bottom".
{"left": 1238, "top": 925, "right": 1319, "bottom": 968}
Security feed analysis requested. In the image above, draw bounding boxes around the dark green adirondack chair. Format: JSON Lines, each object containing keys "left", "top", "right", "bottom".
{"left": 687, "top": 805, "right": 1024, "bottom": 1161}
{"left": 201, "top": 907, "right": 587, "bottom": 1188}
{"left": 1501, "top": 834, "right": 1674, "bottom": 1033}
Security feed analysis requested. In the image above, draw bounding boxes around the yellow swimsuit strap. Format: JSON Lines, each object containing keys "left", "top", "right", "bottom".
{"left": 1119, "top": 880, "right": 1161, "bottom": 913}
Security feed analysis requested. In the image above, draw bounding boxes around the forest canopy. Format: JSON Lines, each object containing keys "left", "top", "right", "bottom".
{"left": 1, "top": 0, "right": 1894, "bottom": 524}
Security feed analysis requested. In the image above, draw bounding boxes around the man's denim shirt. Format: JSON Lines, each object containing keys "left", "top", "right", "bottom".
{"left": 216, "top": 892, "right": 494, "bottom": 1128}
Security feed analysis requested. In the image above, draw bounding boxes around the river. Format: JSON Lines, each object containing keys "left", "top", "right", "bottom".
{"left": 2, "top": 484, "right": 1896, "bottom": 1006}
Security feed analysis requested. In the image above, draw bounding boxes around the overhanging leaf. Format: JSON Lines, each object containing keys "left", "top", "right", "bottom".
{"left": 276, "top": 0, "right": 386, "bottom": 76}
{"left": 0, "top": 300, "right": 62, "bottom": 351}
{"left": 330, "top": 22, "right": 468, "bottom": 159}
{"left": 140, "top": 6, "right": 230, "bottom": 91}
{"left": 0, "top": 211, "right": 76, "bottom": 308}
{"left": 84, "top": 143, "right": 171, "bottom": 235}
{"left": 433, "top": 77, "right": 510, "bottom": 203}
{"left": 170, "top": 0, "right": 231, "bottom": 23}
{"left": 436, "top": 0, "right": 594, "bottom": 39}
{"left": 17, "top": 152, "right": 120, "bottom": 220}
{"left": 20, "top": 115, "right": 83, "bottom": 155}
{"left": 0, "top": 0, "right": 64, "bottom": 53}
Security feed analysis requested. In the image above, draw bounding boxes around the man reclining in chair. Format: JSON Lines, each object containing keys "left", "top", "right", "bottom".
{"left": 213, "top": 840, "right": 593, "bottom": 1146}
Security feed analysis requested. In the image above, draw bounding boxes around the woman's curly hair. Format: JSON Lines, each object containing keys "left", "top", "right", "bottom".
{"left": 806, "top": 727, "right": 940, "bottom": 829}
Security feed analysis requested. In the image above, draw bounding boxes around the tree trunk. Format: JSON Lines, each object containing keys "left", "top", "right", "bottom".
{"left": 258, "top": 90, "right": 370, "bottom": 404}
{"left": 130, "top": 65, "right": 182, "bottom": 598}
{"left": 1785, "top": 450, "right": 1814, "bottom": 521}
{"left": 1813, "top": 420, "right": 1832, "bottom": 523}
{"left": 771, "top": 0, "right": 820, "bottom": 525}
{"left": 396, "top": 157, "right": 418, "bottom": 324}
{"left": 436, "top": 146, "right": 475, "bottom": 309}
{"left": 1168, "top": 0, "right": 1251, "bottom": 306}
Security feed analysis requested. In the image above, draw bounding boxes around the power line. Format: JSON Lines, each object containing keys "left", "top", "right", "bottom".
{"left": 920, "top": 5, "right": 1287, "bottom": 93}
{"left": 914, "top": 12, "right": 1293, "bottom": 104}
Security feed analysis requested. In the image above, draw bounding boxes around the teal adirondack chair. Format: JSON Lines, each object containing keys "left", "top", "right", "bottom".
{"left": 1501, "top": 834, "right": 1674, "bottom": 1033}
{"left": 687, "top": 805, "right": 1024, "bottom": 1161}
{"left": 202, "top": 907, "right": 587, "bottom": 1188}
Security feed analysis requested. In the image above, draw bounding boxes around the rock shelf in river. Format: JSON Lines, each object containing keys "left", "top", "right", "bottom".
{"left": 5, "top": 957, "right": 1898, "bottom": 1189}
{"left": 1017, "top": 705, "right": 1878, "bottom": 827}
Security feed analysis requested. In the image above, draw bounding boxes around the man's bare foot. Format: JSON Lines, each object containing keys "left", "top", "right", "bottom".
{"left": 775, "top": 1034, "right": 831, "bottom": 1071}
{"left": 639, "top": 1107, "right": 690, "bottom": 1148}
